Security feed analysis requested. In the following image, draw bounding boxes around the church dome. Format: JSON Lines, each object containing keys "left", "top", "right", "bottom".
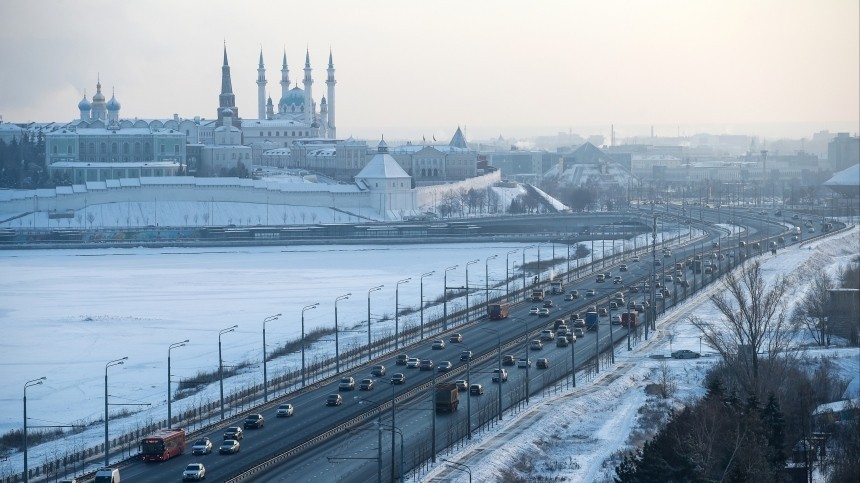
{"left": 92, "top": 82, "right": 105, "bottom": 102}
{"left": 78, "top": 95, "right": 91, "bottom": 110}
{"left": 107, "top": 94, "right": 121, "bottom": 111}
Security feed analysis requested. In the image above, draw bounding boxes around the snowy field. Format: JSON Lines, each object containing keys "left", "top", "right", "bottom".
{"left": 424, "top": 226, "right": 860, "bottom": 482}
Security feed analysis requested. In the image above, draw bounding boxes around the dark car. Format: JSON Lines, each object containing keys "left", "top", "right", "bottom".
{"left": 371, "top": 364, "right": 386, "bottom": 377}
{"left": 391, "top": 373, "right": 406, "bottom": 384}
{"left": 223, "top": 426, "right": 243, "bottom": 440}
{"left": 419, "top": 359, "right": 434, "bottom": 371}
{"left": 395, "top": 354, "right": 409, "bottom": 365}
{"left": 671, "top": 349, "right": 701, "bottom": 359}
{"left": 449, "top": 333, "right": 463, "bottom": 343}
{"left": 359, "top": 378, "right": 375, "bottom": 390}
{"left": 219, "top": 439, "right": 240, "bottom": 454}
{"left": 326, "top": 394, "right": 343, "bottom": 406}
{"left": 243, "top": 414, "right": 264, "bottom": 429}
{"left": 543, "top": 300, "right": 553, "bottom": 308}
{"left": 469, "top": 384, "right": 484, "bottom": 395}
{"left": 437, "top": 361, "right": 453, "bottom": 372}
{"left": 460, "top": 350, "right": 473, "bottom": 361}
{"left": 502, "top": 354, "right": 516, "bottom": 366}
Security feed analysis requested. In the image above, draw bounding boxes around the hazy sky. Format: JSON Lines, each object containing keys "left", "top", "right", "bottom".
{"left": 1, "top": 0, "right": 858, "bottom": 140}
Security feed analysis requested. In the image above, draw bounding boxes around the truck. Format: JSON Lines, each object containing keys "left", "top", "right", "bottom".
{"left": 94, "top": 468, "right": 121, "bottom": 483}
{"left": 530, "top": 289, "right": 545, "bottom": 302}
{"left": 584, "top": 311, "right": 599, "bottom": 331}
{"left": 487, "top": 303, "right": 510, "bottom": 320}
{"left": 549, "top": 280, "right": 565, "bottom": 294}
{"left": 621, "top": 312, "right": 638, "bottom": 328}
{"left": 435, "top": 382, "right": 460, "bottom": 413}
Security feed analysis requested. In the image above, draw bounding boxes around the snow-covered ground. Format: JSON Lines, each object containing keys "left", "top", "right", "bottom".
{"left": 423, "top": 226, "right": 860, "bottom": 482}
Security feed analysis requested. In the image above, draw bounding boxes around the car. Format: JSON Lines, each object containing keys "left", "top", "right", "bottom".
{"left": 359, "top": 378, "right": 375, "bottom": 390}
{"left": 596, "top": 275, "right": 605, "bottom": 283}
{"left": 276, "top": 403, "right": 294, "bottom": 417}
{"left": 630, "top": 285, "right": 640, "bottom": 293}
{"left": 586, "top": 289, "right": 596, "bottom": 297}
{"left": 338, "top": 377, "right": 356, "bottom": 391}
{"left": 540, "top": 329, "right": 555, "bottom": 341}
{"left": 437, "top": 361, "right": 453, "bottom": 372}
{"left": 190, "top": 437, "right": 213, "bottom": 455}
{"left": 536, "top": 358, "right": 549, "bottom": 369}
{"left": 455, "top": 380, "right": 469, "bottom": 391}
{"left": 671, "top": 349, "right": 701, "bottom": 359}
{"left": 219, "top": 440, "right": 240, "bottom": 454}
{"left": 517, "top": 358, "right": 532, "bottom": 368}
{"left": 565, "top": 290, "right": 579, "bottom": 300}
{"left": 183, "top": 463, "right": 206, "bottom": 481}
{"left": 654, "top": 259, "right": 662, "bottom": 266}
{"left": 655, "top": 293, "right": 664, "bottom": 300}
{"left": 543, "top": 300, "right": 553, "bottom": 308}
{"left": 574, "top": 327, "right": 585, "bottom": 337}
{"left": 529, "top": 306, "right": 540, "bottom": 315}
{"left": 460, "top": 350, "right": 473, "bottom": 361}
{"left": 391, "top": 373, "right": 406, "bottom": 384}
{"left": 598, "top": 307, "right": 608, "bottom": 316}
{"left": 631, "top": 256, "right": 640, "bottom": 262}
{"left": 406, "top": 357, "right": 420, "bottom": 368}
{"left": 530, "top": 339, "right": 543, "bottom": 350}
{"left": 556, "top": 335, "right": 570, "bottom": 347}
{"left": 609, "top": 301, "right": 618, "bottom": 310}
{"left": 611, "top": 314, "right": 622, "bottom": 325}
{"left": 604, "top": 271, "right": 612, "bottom": 278}
{"left": 419, "top": 359, "right": 434, "bottom": 371}
{"left": 432, "top": 339, "right": 446, "bottom": 350}
{"left": 664, "top": 274, "right": 674, "bottom": 282}
{"left": 620, "top": 264, "right": 628, "bottom": 271}
{"left": 492, "top": 369, "right": 508, "bottom": 382}
{"left": 395, "top": 354, "right": 409, "bottom": 365}
{"left": 704, "top": 267, "right": 713, "bottom": 274}
{"left": 470, "top": 384, "right": 484, "bottom": 395}
{"left": 809, "top": 227, "right": 815, "bottom": 233}
{"left": 661, "top": 288, "right": 671, "bottom": 298}
{"left": 614, "top": 276, "right": 623, "bottom": 284}
{"left": 243, "top": 414, "right": 264, "bottom": 429}
{"left": 502, "top": 354, "right": 516, "bottom": 365}
{"left": 538, "top": 308, "right": 550, "bottom": 317}
{"left": 223, "top": 426, "right": 243, "bottom": 440}
{"left": 371, "top": 365, "right": 386, "bottom": 377}
{"left": 449, "top": 333, "right": 463, "bottom": 343}
{"left": 326, "top": 394, "right": 343, "bottom": 406}
{"left": 681, "top": 280, "right": 691, "bottom": 288}
{"left": 573, "top": 318, "right": 585, "bottom": 328}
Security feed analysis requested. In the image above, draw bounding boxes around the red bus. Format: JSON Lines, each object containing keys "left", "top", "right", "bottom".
{"left": 141, "top": 428, "right": 186, "bottom": 462}
{"left": 488, "top": 303, "right": 510, "bottom": 320}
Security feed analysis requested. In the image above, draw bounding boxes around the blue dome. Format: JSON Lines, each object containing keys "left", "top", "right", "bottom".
{"left": 280, "top": 86, "right": 305, "bottom": 107}
{"left": 78, "top": 95, "right": 91, "bottom": 110}
{"left": 107, "top": 94, "right": 121, "bottom": 111}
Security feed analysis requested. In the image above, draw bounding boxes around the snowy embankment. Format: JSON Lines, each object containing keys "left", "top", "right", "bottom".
{"left": 424, "top": 226, "right": 860, "bottom": 482}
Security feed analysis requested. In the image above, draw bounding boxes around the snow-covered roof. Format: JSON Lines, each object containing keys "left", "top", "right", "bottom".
{"left": 813, "top": 398, "right": 860, "bottom": 416}
{"left": 824, "top": 164, "right": 859, "bottom": 187}
{"left": 241, "top": 119, "right": 309, "bottom": 128}
{"left": 355, "top": 153, "right": 410, "bottom": 179}
{"left": 49, "top": 161, "right": 180, "bottom": 168}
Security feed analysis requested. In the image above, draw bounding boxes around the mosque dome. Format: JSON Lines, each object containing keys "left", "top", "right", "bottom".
{"left": 106, "top": 94, "right": 121, "bottom": 111}
{"left": 280, "top": 86, "right": 305, "bottom": 107}
{"left": 78, "top": 95, "right": 91, "bottom": 111}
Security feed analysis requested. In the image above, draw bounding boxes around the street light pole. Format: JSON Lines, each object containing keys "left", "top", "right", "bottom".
{"left": 442, "top": 459, "right": 473, "bottom": 483}
{"left": 23, "top": 377, "right": 46, "bottom": 483}
{"left": 167, "top": 339, "right": 189, "bottom": 424}
{"left": 219, "top": 326, "right": 237, "bottom": 419}
{"left": 506, "top": 249, "right": 518, "bottom": 300}
{"left": 301, "top": 303, "right": 318, "bottom": 386}
{"left": 465, "top": 259, "right": 479, "bottom": 319}
{"left": 367, "top": 285, "right": 383, "bottom": 362}
{"left": 420, "top": 272, "right": 433, "bottom": 340}
{"left": 522, "top": 317, "right": 530, "bottom": 404}
{"left": 395, "top": 279, "right": 410, "bottom": 350}
{"left": 104, "top": 356, "right": 127, "bottom": 466}
{"left": 335, "top": 293, "right": 352, "bottom": 373}
{"left": 485, "top": 255, "right": 498, "bottom": 308}
{"left": 443, "top": 265, "right": 458, "bottom": 330}
{"left": 261, "top": 314, "right": 281, "bottom": 402}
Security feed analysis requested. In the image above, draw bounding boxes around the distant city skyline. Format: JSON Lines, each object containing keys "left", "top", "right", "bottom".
{"left": 0, "top": 0, "right": 858, "bottom": 141}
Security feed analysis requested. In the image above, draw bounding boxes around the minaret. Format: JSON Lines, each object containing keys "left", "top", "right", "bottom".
{"left": 319, "top": 97, "right": 328, "bottom": 138}
{"left": 218, "top": 44, "right": 239, "bottom": 126}
{"left": 266, "top": 95, "right": 274, "bottom": 119}
{"left": 257, "top": 50, "right": 267, "bottom": 120}
{"left": 303, "top": 48, "right": 314, "bottom": 124}
{"left": 326, "top": 49, "right": 336, "bottom": 139}
{"left": 280, "top": 50, "right": 289, "bottom": 113}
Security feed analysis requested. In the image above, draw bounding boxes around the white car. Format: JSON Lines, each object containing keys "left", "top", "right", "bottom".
{"left": 529, "top": 306, "right": 540, "bottom": 315}
{"left": 406, "top": 357, "right": 421, "bottom": 368}
{"left": 586, "top": 289, "right": 596, "bottom": 297}
{"left": 538, "top": 308, "right": 550, "bottom": 317}
{"left": 190, "top": 438, "right": 213, "bottom": 455}
{"left": 517, "top": 358, "right": 532, "bottom": 368}
{"left": 276, "top": 403, "right": 294, "bottom": 417}
{"left": 183, "top": 463, "right": 206, "bottom": 481}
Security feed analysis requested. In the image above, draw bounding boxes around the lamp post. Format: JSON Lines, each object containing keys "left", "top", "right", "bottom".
{"left": 443, "top": 265, "right": 458, "bottom": 330}
{"left": 454, "top": 343, "right": 473, "bottom": 440}
{"left": 382, "top": 426, "right": 405, "bottom": 483}
{"left": 301, "top": 303, "right": 318, "bottom": 386}
{"left": 367, "top": 285, "right": 383, "bottom": 362}
{"left": 355, "top": 396, "right": 384, "bottom": 483}
{"left": 335, "top": 293, "right": 352, "bottom": 373}
{"left": 167, "top": 339, "right": 189, "bottom": 424}
{"left": 485, "top": 255, "right": 498, "bottom": 308}
{"left": 570, "top": 325, "right": 577, "bottom": 388}
{"left": 23, "top": 377, "right": 46, "bottom": 483}
{"left": 442, "top": 459, "right": 473, "bottom": 483}
{"left": 104, "top": 356, "right": 127, "bottom": 466}
{"left": 521, "top": 317, "right": 531, "bottom": 404}
{"left": 522, "top": 245, "right": 535, "bottom": 300}
{"left": 537, "top": 241, "right": 549, "bottom": 284}
{"left": 506, "top": 249, "right": 518, "bottom": 300}
{"left": 261, "top": 314, "right": 281, "bottom": 402}
{"left": 218, "top": 326, "right": 237, "bottom": 420}
{"left": 420, "top": 272, "right": 433, "bottom": 339}
{"left": 395, "top": 279, "right": 410, "bottom": 350}
{"left": 608, "top": 301, "right": 615, "bottom": 365}
{"left": 480, "top": 327, "right": 504, "bottom": 421}
{"left": 465, "top": 259, "right": 479, "bottom": 319}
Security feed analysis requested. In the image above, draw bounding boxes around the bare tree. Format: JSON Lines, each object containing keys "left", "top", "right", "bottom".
{"left": 656, "top": 360, "right": 677, "bottom": 399}
{"left": 794, "top": 272, "right": 833, "bottom": 346}
{"left": 691, "top": 260, "right": 795, "bottom": 398}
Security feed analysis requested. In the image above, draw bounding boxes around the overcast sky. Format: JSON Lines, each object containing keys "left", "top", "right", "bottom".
{"left": 0, "top": 0, "right": 857, "bottom": 140}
